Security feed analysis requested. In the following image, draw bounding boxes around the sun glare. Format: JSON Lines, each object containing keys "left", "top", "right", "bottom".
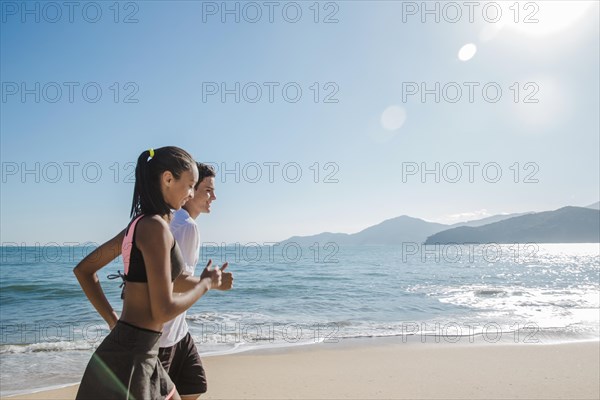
{"left": 504, "top": 1, "right": 593, "bottom": 36}
{"left": 458, "top": 43, "right": 477, "bottom": 61}
{"left": 380, "top": 106, "right": 407, "bottom": 131}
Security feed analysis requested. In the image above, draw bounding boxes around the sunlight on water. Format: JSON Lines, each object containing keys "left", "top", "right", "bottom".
{"left": 534, "top": 243, "right": 600, "bottom": 257}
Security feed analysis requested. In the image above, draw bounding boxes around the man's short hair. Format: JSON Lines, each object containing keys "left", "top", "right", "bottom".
{"left": 195, "top": 162, "right": 216, "bottom": 189}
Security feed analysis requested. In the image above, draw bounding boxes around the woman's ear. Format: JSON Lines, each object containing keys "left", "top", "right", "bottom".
{"left": 161, "top": 170, "right": 174, "bottom": 188}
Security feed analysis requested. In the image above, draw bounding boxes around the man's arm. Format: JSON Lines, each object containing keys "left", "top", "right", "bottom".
{"left": 171, "top": 218, "right": 201, "bottom": 293}
{"left": 171, "top": 221, "right": 199, "bottom": 273}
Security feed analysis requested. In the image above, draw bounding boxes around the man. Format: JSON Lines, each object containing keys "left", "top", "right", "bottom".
{"left": 158, "top": 162, "right": 232, "bottom": 399}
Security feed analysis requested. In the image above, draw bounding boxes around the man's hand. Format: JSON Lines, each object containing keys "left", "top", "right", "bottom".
{"left": 200, "top": 260, "right": 233, "bottom": 291}
{"left": 217, "top": 262, "right": 233, "bottom": 291}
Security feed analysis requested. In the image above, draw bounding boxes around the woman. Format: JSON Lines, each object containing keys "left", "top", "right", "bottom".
{"left": 74, "top": 147, "right": 222, "bottom": 400}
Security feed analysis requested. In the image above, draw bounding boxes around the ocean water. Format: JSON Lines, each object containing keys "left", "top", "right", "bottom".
{"left": 0, "top": 243, "right": 598, "bottom": 396}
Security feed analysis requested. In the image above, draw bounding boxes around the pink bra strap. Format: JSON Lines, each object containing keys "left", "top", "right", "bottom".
{"left": 122, "top": 215, "right": 145, "bottom": 275}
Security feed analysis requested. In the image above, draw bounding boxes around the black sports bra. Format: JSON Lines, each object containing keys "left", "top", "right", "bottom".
{"left": 121, "top": 214, "right": 184, "bottom": 283}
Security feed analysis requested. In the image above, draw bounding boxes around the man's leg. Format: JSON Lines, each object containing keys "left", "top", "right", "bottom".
{"left": 163, "top": 333, "right": 208, "bottom": 398}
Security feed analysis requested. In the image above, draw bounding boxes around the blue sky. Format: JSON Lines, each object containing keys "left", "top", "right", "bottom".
{"left": 1, "top": 1, "right": 599, "bottom": 245}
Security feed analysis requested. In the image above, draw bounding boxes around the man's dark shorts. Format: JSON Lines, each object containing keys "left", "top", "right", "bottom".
{"left": 158, "top": 332, "right": 207, "bottom": 395}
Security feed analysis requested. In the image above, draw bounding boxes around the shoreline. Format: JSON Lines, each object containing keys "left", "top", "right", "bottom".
{"left": 3, "top": 337, "right": 599, "bottom": 399}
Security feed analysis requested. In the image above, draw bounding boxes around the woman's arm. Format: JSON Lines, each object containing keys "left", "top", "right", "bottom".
{"left": 137, "top": 217, "right": 223, "bottom": 323}
{"left": 73, "top": 230, "right": 125, "bottom": 329}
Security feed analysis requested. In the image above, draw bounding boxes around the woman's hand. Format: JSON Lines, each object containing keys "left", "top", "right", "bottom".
{"left": 108, "top": 311, "right": 119, "bottom": 330}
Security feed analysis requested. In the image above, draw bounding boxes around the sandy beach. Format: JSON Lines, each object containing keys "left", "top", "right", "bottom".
{"left": 4, "top": 339, "right": 599, "bottom": 400}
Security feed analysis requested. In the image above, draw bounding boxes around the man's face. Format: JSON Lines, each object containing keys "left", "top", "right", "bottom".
{"left": 196, "top": 176, "right": 216, "bottom": 213}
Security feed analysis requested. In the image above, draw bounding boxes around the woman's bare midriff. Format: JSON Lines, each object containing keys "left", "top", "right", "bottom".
{"left": 120, "top": 282, "right": 164, "bottom": 332}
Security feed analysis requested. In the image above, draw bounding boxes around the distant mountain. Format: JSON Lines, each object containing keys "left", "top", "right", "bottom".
{"left": 282, "top": 216, "right": 447, "bottom": 246}
{"left": 448, "top": 212, "right": 533, "bottom": 228}
{"left": 282, "top": 232, "right": 352, "bottom": 246}
{"left": 350, "top": 216, "right": 448, "bottom": 245}
{"left": 280, "top": 213, "right": 523, "bottom": 246}
{"left": 425, "top": 206, "right": 600, "bottom": 244}
{"left": 586, "top": 201, "right": 600, "bottom": 210}
{"left": 279, "top": 207, "right": 599, "bottom": 246}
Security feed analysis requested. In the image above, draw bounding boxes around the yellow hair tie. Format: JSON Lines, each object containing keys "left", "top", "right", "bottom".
{"left": 148, "top": 148, "right": 155, "bottom": 158}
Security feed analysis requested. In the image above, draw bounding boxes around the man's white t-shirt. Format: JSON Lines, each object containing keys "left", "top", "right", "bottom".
{"left": 159, "top": 208, "right": 200, "bottom": 348}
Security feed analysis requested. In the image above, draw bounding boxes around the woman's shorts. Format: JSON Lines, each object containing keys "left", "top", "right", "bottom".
{"left": 76, "top": 320, "right": 176, "bottom": 400}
